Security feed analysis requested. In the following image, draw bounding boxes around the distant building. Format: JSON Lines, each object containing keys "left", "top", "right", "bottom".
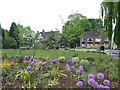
{"left": 80, "top": 31, "right": 109, "bottom": 48}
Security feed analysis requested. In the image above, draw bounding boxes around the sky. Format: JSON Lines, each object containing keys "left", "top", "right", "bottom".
{"left": 0, "top": 0, "right": 103, "bottom": 32}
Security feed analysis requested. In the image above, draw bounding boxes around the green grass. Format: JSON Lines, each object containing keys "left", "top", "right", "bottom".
{"left": 2, "top": 49, "right": 116, "bottom": 60}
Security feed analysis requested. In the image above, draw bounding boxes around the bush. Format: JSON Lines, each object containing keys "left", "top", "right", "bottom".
{"left": 72, "top": 57, "right": 80, "bottom": 63}
{"left": 80, "top": 59, "right": 90, "bottom": 71}
{"left": 3, "top": 37, "right": 17, "bottom": 49}
{"left": 58, "top": 56, "right": 66, "bottom": 63}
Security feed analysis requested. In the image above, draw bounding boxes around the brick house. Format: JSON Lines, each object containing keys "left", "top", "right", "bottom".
{"left": 80, "top": 31, "right": 109, "bottom": 48}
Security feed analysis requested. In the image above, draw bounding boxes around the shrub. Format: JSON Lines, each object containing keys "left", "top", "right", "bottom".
{"left": 58, "top": 56, "right": 66, "bottom": 63}
{"left": 72, "top": 57, "right": 80, "bottom": 63}
{"left": 80, "top": 59, "right": 90, "bottom": 71}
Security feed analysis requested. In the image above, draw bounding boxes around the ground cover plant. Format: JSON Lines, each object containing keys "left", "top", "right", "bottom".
{"left": 1, "top": 49, "right": 119, "bottom": 89}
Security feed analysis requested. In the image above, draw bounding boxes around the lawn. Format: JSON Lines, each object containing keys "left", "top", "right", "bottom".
{"left": 1, "top": 49, "right": 119, "bottom": 89}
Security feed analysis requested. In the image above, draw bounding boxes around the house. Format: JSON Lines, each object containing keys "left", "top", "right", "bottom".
{"left": 80, "top": 31, "right": 109, "bottom": 48}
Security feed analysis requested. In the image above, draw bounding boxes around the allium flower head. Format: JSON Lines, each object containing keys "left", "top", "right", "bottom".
{"left": 38, "top": 61, "right": 42, "bottom": 66}
{"left": 88, "top": 74, "right": 94, "bottom": 79}
{"left": 104, "top": 86, "right": 110, "bottom": 90}
{"left": 48, "top": 60, "right": 51, "bottom": 63}
{"left": 32, "top": 59, "right": 36, "bottom": 63}
{"left": 68, "top": 59, "right": 74, "bottom": 64}
{"left": 66, "top": 64, "right": 70, "bottom": 68}
{"left": 35, "top": 68, "right": 39, "bottom": 71}
{"left": 24, "top": 56, "right": 29, "bottom": 61}
{"left": 27, "top": 65, "right": 31, "bottom": 70}
{"left": 92, "top": 82, "right": 98, "bottom": 88}
{"left": 67, "top": 67, "right": 71, "bottom": 72}
{"left": 103, "top": 80, "right": 110, "bottom": 86}
{"left": 28, "top": 71, "right": 32, "bottom": 75}
{"left": 53, "top": 59, "right": 58, "bottom": 64}
{"left": 97, "top": 73, "right": 104, "bottom": 80}
{"left": 97, "top": 85, "right": 104, "bottom": 88}
{"left": 79, "top": 66, "right": 84, "bottom": 72}
{"left": 76, "top": 70, "right": 81, "bottom": 74}
{"left": 30, "top": 61, "right": 35, "bottom": 65}
{"left": 88, "top": 79, "right": 95, "bottom": 86}
{"left": 76, "top": 81, "right": 83, "bottom": 87}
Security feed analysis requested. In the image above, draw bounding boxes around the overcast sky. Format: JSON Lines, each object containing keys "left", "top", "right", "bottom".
{"left": 0, "top": 0, "right": 103, "bottom": 32}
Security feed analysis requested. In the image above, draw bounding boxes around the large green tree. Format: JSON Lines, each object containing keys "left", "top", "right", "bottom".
{"left": 61, "top": 12, "right": 90, "bottom": 48}
{"left": 101, "top": 1, "right": 120, "bottom": 49}
{"left": 9, "top": 22, "right": 19, "bottom": 48}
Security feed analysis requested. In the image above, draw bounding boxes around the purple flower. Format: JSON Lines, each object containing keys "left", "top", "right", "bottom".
{"left": 52, "top": 59, "right": 58, "bottom": 64}
{"left": 38, "top": 61, "right": 42, "bottom": 66}
{"left": 27, "top": 66, "right": 31, "bottom": 70}
{"left": 30, "top": 61, "right": 35, "bottom": 65}
{"left": 24, "top": 56, "right": 29, "bottom": 61}
{"left": 32, "top": 59, "right": 36, "bottom": 63}
{"left": 92, "top": 82, "right": 98, "bottom": 88}
{"left": 68, "top": 59, "right": 74, "bottom": 64}
{"left": 79, "top": 66, "right": 84, "bottom": 72}
{"left": 88, "top": 74, "right": 94, "bottom": 79}
{"left": 104, "top": 86, "right": 110, "bottom": 90}
{"left": 71, "top": 66, "right": 74, "bottom": 70}
{"left": 67, "top": 67, "right": 71, "bottom": 72}
{"left": 97, "top": 73, "right": 104, "bottom": 80}
{"left": 97, "top": 85, "right": 104, "bottom": 89}
{"left": 76, "top": 70, "right": 81, "bottom": 74}
{"left": 76, "top": 81, "right": 83, "bottom": 87}
{"left": 66, "top": 64, "right": 70, "bottom": 68}
{"left": 28, "top": 71, "right": 32, "bottom": 75}
{"left": 103, "top": 80, "right": 110, "bottom": 86}
{"left": 35, "top": 68, "right": 39, "bottom": 71}
{"left": 48, "top": 60, "right": 51, "bottom": 63}
{"left": 88, "top": 79, "right": 95, "bottom": 86}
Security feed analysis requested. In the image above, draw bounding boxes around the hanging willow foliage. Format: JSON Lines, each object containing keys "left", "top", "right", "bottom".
{"left": 101, "top": 1, "right": 120, "bottom": 49}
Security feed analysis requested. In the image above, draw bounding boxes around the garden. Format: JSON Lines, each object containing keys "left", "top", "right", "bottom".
{"left": 0, "top": 49, "right": 119, "bottom": 89}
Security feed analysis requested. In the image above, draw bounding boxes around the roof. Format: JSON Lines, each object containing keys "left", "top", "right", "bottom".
{"left": 81, "top": 31, "right": 101, "bottom": 39}
{"left": 40, "top": 30, "right": 60, "bottom": 38}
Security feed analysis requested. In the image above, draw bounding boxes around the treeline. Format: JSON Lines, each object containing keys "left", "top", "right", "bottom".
{"left": 0, "top": 22, "right": 35, "bottom": 49}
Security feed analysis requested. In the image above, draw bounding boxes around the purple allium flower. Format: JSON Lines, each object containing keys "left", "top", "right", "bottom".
{"left": 67, "top": 67, "right": 71, "bottom": 72}
{"left": 76, "top": 70, "right": 81, "bottom": 74}
{"left": 92, "top": 82, "right": 98, "bottom": 88}
{"left": 104, "top": 86, "right": 110, "bottom": 90}
{"left": 35, "top": 68, "right": 39, "bottom": 71}
{"left": 88, "top": 74, "right": 94, "bottom": 79}
{"left": 53, "top": 59, "right": 58, "bottom": 64}
{"left": 79, "top": 66, "right": 84, "bottom": 72}
{"left": 71, "top": 66, "right": 74, "bottom": 70}
{"left": 76, "top": 81, "right": 83, "bottom": 87}
{"left": 49, "top": 65, "right": 53, "bottom": 68}
{"left": 32, "top": 59, "right": 36, "bottom": 63}
{"left": 103, "top": 80, "right": 110, "bottom": 86}
{"left": 24, "top": 56, "right": 29, "bottom": 61}
{"left": 30, "top": 61, "right": 35, "bottom": 65}
{"left": 66, "top": 64, "right": 70, "bottom": 68}
{"left": 28, "top": 71, "right": 32, "bottom": 75}
{"left": 97, "top": 73, "right": 104, "bottom": 80}
{"left": 88, "top": 79, "right": 95, "bottom": 86}
{"left": 27, "top": 66, "right": 31, "bottom": 70}
{"left": 48, "top": 60, "right": 51, "bottom": 63}
{"left": 38, "top": 61, "right": 42, "bottom": 66}
{"left": 68, "top": 59, "right": 74, "bottom": 64}
{"left": 97, "top": 85, "right": 104, "bottom": 88}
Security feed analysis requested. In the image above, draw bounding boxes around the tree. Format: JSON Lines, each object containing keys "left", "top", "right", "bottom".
{"left": 88, "top": 19, "right": 103, "bottom": 31}
{"left": 9, "top": 22, "right": 19, "bottom": 48}
{"left": 101, "top": 1, "right": 120, "bottom": 49}
{"left": 61, "top": 12, "right": 91, "bottom": 48}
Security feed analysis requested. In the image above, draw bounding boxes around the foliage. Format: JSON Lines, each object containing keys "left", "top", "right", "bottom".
{"left": 101, "top": 1, "right": 120, "bottom": 48}
{"left": 1, "top": 60, "right": 11, "bottom": 70}
{"left": 80, "top": 59, "right": 90, "bottom": 71}
{"left": 72, "top": 57, "right": 80, "bottom": 64}
{"left": 58, "top": 56, "right": 66, "bottom": 63}
{"left": 9, "top": 22, "right": 19, "bottom": 48}
{"left": 61, "top": 12, "right": 90, "bottom": 48}
{"left": 3, "top": 36, "right": 17, "bottom": 49}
